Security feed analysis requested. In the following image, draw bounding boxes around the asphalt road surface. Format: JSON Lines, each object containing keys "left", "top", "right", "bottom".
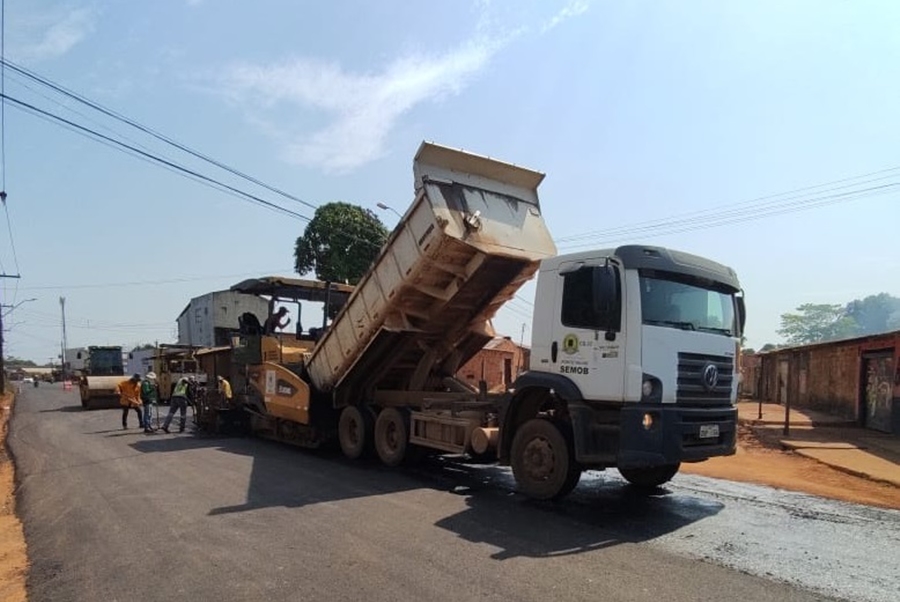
{"left": 9, "top": 383, "right": 900, "bottom": 602}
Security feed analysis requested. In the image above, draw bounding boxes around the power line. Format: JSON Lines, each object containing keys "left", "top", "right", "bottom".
{"left": 1, "top": 58, "right": 322, "bottom": 213}
{"left": 1, "top": 92, "right": 314, "bottom": 222}
{"left": 15, "top": 268, "right": 294, "bottom": 291}
{"left": 513, "top": 295, "right": 533, "bottom": 307}
{"left": 556, "top": 168, "right": 900, "bottom": 247}
{"left": 0, "top": 68, "right": 386, "bottom": 251}
{"left": 6, "top": 68, "right": 166, "bottom": 163}
{"left": 558, "top": 181, "right": 899, "bottom": 250}
{"left": 15, "top": 308, "right": 173, "bottom": 328}
{"left": 2, "top": 196, "right": 18, "bottom": 270}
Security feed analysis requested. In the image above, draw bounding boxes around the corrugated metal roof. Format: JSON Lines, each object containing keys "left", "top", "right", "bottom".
{"left": 756, "top": 328, "right": 900, "bottom": 355}
{"left": 230, "top": 276, "right": 354, "bottom": 304}
{"left": 483, "top": 337, "right": 521, "bottom": 351}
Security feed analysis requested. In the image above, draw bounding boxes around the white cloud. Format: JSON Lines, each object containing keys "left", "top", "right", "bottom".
{"left": 222, "top": 40, "right": 500, "bottom": 172}
{"left": 216, "top": 1, "right": 589, "bottom": 173}
{"left": 13, "top": 7, "right": 97, "bottom": 62}
{"left": 542, "top": 0, "right": 591, "bottom": 33}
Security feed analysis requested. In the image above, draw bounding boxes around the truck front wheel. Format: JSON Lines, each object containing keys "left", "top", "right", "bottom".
{"left": 338, "top": 405, "right": 373, "bottom": 460}
{"left": 618, "top": 464, "right": 680, "bottom": 489}
{"left": 510, "top": 419, "right": 580, "bottom": 501}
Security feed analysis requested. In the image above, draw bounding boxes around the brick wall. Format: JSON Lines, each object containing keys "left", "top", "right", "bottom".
{"left": 457, "top": 338, "right": 529, "bottom": 392}
{"left": 755, "top": 331, "right": 900, "bottom": 423}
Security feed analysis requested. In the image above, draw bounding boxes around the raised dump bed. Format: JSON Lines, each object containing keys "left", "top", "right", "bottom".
{"left": 305, "top": 142, "right": 556, "bottom": 406}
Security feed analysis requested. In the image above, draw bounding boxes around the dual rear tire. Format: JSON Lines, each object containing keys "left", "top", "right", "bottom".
{"left": 338, "top": 405, "right": 409, "bottom": 467}
{"left": 338, "top": 405, "right": 373, "bottom": 460}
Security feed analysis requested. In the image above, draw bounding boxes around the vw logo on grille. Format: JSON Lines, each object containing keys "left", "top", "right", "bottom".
{"left": 702, "top": 363, "right": 719, "bottom": 391}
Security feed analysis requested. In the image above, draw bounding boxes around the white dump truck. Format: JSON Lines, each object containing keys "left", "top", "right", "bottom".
{"left": 210, "top": 141, "right": 745, "bottom": 500}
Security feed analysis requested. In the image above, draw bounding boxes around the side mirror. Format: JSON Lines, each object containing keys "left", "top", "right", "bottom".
{"left": 592, "top": 264, "right": 622, "bottom": 333}
{"left": 736, "top": 295, "right": 746, "bottom": 335}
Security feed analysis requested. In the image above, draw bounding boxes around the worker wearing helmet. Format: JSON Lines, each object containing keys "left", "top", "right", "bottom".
{"left": 140, "top": 372, "right": 159, "bottom": 433}
{"left": 115, "top": 374, "right": 144, "bottom": 430}
{"left": 161, "top": 377, "right": 190, "bottom": 434}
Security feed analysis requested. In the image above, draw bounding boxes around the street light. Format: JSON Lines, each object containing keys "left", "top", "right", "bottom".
{"left": 2, "top": 297, "right": 37, "bottom": 317}
{"left": 376, "top": 202, "right": 402, "bottom": 218}
{"left": 0, "top": 297, "right": 37, "bottom": 392}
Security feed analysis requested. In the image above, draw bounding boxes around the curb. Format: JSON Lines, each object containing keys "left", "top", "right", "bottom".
{"left": 739, "top": 418, "right": 858, "bottom": 428}
{"left": 782, "top": 445, "right": 900, "bottom": 489}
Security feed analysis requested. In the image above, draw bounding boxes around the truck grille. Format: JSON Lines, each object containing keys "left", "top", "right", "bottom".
{"left": 676, "top": 353, "right": 734, "bottom": 407}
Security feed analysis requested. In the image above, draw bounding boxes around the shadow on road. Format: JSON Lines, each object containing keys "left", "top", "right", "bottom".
{"left": 434, "top": 479, "right": 722, "bottom": 559}
{"left": 37, "top": 406, "right": 85, "bottom": 413}
{"left": 128, "top": 432, "right": 723, "bottom": 558}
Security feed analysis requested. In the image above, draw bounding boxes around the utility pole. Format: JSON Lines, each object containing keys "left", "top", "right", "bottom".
{"left": 60, "top": 297, "right": 68, "bottom": 381}
{"left": 518, "top": 322, "right": 527, "bottom": 375}
{"left": 0, "top": 274, "right": 24, "bottom": 393}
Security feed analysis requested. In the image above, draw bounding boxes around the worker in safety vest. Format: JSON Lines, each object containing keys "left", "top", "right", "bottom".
{"left": 162, "top": 377, "right": 190, "bottom": 433}
{"left": 140, "top": 371, "right": 159, "bottom": 433}
{"left": 217, "top": 375, "right": 232, "bottom": 403}
{"left": 115, "top": 374, "right": 144, "bottom": 430}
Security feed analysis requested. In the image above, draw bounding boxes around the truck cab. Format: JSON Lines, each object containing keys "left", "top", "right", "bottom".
{"left": 503, "top": 245, "right": 744, "bottom": 497}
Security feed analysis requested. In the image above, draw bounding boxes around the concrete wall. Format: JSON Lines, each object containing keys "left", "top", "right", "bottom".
{"left": 178, "top": 291, "right": 268, "bottom": 348}
{"left": 64, "top": 347, "right": 88, "bottom": 372}
{"left": 124, "top": 349, "right": 156, "bottom": 376}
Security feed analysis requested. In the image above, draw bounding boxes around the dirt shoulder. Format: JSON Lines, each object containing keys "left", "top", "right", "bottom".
{"left": 681, "top": 424, "right": 900, "bottom": 510}
{"left": 1, "top": 392, "right": 27, "bottom": 602}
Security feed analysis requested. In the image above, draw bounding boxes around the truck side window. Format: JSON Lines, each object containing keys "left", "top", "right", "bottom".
{"left": 561, "top": 267, "right": 599, "bottom": 329}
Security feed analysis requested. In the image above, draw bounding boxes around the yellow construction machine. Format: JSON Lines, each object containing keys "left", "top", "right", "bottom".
{"left": 194, "top": 277, "right": 352, "bottom": 443}
{"left": 149, "top": 345, "right": 207, "bottom": 403}
{"left": 77, "top": 346, "right": 127, "bottom": 410}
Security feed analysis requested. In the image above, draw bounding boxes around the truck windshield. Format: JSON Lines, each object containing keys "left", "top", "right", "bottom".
{"left": 639, "top": 272, "right": 737, "bottom": 337}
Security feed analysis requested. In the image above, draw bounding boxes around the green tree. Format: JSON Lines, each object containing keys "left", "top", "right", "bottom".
{"left": 845, "top": 293, "right": 900, "bottom": 336}
{"left": 758, "top": 343, "right": 779, "bottom": 353}
{"left": 777, "top": 303, "right": 857, "bottom": 345}
{"left": 294, "top": 202, "right": 389, "bottom": 284}
{"left": 4, "top": 356, "right": 37, "bottom": 367}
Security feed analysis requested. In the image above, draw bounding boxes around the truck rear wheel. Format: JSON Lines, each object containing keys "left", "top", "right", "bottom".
{"left": 338, "top": 405, "right": 372, "bottom": 460}
{"left": 510, "top": 418, "right": 579, "bottom": 501}
{"left": 374, "top": 408, "right": 408, "bottom": 467}
{"left": 618, "top": 463, "right": 680, "bottom": 489}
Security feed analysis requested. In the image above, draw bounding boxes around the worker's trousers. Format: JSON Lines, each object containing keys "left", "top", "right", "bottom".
{"left": 142, "top": 403, "right": 156, "bottom": 430}
{"left": 122, "top": 406, "right": 143, "bottom": 429}
{"left": 163, "top": 396, "right": 188, "bottom": 432}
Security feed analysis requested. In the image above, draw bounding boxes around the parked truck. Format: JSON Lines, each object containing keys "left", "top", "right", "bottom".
{"left": 203, "top": 142, "right": 745, "bottom": 500}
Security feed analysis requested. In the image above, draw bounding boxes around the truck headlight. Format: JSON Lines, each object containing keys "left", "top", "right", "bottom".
{"left": 642, "top": 412, "right": 655, "bottom": 430}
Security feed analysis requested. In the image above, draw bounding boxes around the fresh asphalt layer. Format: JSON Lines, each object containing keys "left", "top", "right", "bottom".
{"left": 9, "top": 383, "right": 900, "bottom": 602}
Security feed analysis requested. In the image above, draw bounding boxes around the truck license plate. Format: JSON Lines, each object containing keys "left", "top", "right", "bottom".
{"left": 699, "top": 424, "right": 719, "bottom": 439}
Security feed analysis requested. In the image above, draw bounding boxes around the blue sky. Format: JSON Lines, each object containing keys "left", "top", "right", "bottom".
{"left": 1, "top": 0, "right": 898, "bottom": 363}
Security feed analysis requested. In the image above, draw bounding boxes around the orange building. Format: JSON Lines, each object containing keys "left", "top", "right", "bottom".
{"left": 456, "top": 337, "right": 530, "bottom": 393}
